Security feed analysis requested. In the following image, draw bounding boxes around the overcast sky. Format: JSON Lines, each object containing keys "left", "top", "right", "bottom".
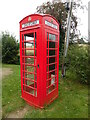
{"left": 0, "top": 0, "right": 88, "bottom": 41}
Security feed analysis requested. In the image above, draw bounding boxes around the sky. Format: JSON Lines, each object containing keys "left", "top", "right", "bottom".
{"left": 76, "top": 0, "right": 88, "bottom": 40}
{"left": 0, "top": 0, "right": 89, "bottom": 41}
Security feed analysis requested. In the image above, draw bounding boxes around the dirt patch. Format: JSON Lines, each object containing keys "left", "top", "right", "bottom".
{"left": 7, "top": 105, "right": 30, "bottom": 118}
{"left": 1, "top": 68, "right": 13, "bottom": 79}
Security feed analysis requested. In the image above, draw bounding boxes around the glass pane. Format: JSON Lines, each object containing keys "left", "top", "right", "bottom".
{"left": 35, "top": 90, "right": 37, "bottom": 97}
{"left": 47, "top": 76, "right": 55, "bottom": 87}
{"left": 46, "top": 33, "right": 58, "bottom": 94}
{"left": 26, "top": 80, "right": 34, "bottom": 86}
{"left": 35, "top": 74, "right": 37, "bottom": 81}
{"left": 49, "top": 64, "right": 55, "bottom": 73}
{"left": 23, "top": 84, "right": 37, "bottom": 96}
{"left": 49, "top": 50, "right": 55, "bottom": 56}
{"left": 24, "top": 33, "right": 34, "bottom": 40}
{"left": 47, "top": 80, "right": 51, "bottom": 87}
{"left": 49, "top": 57, "right": 55, "bottom": 64}
{"left": 51, "top": 76, "right": 55, "bottom": 85}
{"left": 23, "top": 85, "right": 34, "bottom": 95}
{"left": 26, "top": 73, "right": 34, "bottom": 80}
{"left": 49, "top": 34, "right": 56, "bottom": 41}
{"left": 25, "top": 58, "right": 35, "bottom": 65}
{"left": 26, "top": 66, "right": 34, "bottom": 72}
{"left": 49, "top": 41, "right": 55, "bottom": 48}
{"left": 25, "top": 49, "right": 34, "bottom": 56}
{"left": 22, "top": 32, "right": 37, "bottom": 96}
{"left": 24, "top": 42, "right": 34, "bottom": 49}
{"left": 48, "top": 83, "right": 56, "bottom": 93}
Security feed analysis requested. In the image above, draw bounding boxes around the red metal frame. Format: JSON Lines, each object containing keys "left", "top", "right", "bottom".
{"left": 19, "top": 14, "right": 59, "bottom": 108}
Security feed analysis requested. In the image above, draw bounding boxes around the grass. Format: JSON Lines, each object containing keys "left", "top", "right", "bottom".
{"left": 2, "top": 64, "right": 88, "bottom": 118}
{"left": 2, "top": 64, "right": 26, "bottom": 118}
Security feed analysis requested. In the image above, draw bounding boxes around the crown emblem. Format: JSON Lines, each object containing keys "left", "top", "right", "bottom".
{"left": 28, "top": 17, "right": 31, "bottom": 21}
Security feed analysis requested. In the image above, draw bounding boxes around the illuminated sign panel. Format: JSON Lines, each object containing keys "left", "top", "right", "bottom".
{"left": 45, "top": 20, "right": 57, "bottom": 29}
{"left": 22, "top": 20, "right": 39, "bottom": 28}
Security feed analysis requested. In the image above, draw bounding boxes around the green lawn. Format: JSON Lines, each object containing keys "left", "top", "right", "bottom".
{"left": 2, "top": 64, "right": 88, "bottom": 118}
{"left": 2, "top": 64, "right": 26, "bottom": 118}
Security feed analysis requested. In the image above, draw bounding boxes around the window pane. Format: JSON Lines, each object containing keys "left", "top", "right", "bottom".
{"left": 49, "top": 34, "right": 56, "bottom": 41}
{"left": 26, "top": 66, "right": 35, "bottom": 72}
{"left": 49, "top": 50, "right": 55, "bottom": 56}
{"left": 49, "top": 42, "right": 55, "bottom": 48}
{"left": 46, "top": 33, "right": 58, "bottom": 95}
{"left": 24, "top": 33, "right": 34, "bottom": 40}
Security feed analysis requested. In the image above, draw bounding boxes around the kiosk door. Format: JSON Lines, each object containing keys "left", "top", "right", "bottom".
{"left": 46, "top": 30, "right": 58, "bottom": 94}
{"left": 21, "top": 30, "right": 37, "bottom": 97}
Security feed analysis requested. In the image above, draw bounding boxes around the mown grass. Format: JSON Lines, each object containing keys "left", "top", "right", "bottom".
{"left": 24, "top": 72, "right": 88, "bottom": 118}
{"left": 2, "top": 64, "right": 26, "bottom": 118}
{"left": 2, "top": 64, "right": 88, "bottom": 118}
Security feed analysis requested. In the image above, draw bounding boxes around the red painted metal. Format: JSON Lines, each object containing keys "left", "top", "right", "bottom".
{"left": 19, "top": 14, "right": 59, "bottom": 108}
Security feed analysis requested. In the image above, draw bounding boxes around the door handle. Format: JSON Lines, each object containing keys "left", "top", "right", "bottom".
{"left": 37, "top": 64, "right": 39, "bottom": 68}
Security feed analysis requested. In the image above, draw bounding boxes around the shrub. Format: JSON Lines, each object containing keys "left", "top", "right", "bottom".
{"left": 66, "top": 44, "right": 89, "bottom": 84}
{"left": 0, "top": 36, "right": 2, "bottom": 63}
{"left": 2, "top": 32, "right": 19, "bottom": 64}
{"left": 87, "top": 44, "right": 90, "bottom": 84}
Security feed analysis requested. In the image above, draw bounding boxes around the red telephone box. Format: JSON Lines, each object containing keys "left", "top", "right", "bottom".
{"left": 19, "top": 14, "right": 59, "bottom": 108}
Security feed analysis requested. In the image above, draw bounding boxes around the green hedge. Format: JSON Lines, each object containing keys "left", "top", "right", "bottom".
{"left": 66, "top": 44, "right": 89, "bottom": 84}
{"left": 2, "top": 32, "right": 19, "bottom": 64}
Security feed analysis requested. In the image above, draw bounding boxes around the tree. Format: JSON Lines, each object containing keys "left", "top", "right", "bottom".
{"left": 2, "top": 32, "right": 19, "bottom": 64}
{"left": 36, "top": 0, "right": 86, "bottom": 67}
{"left": 37, "top": 0, "right": 87, "bottom": 47}
{"left": 37, "top": 0, "right": 79, "bottom": 52}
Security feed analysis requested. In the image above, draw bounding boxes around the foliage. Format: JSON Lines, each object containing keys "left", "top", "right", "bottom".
{"left": 36, "top": 0, "right": 80, "bottom": 54}
{"left": 2, "top": 32, "right": 19, "bottom": 64}
{"left": 87, "top": 44, "right": 90, "bottom": 84}
{"left": 0, "top": 36, "right": 2, "bottom": 63}
{"left": 66, "top": 44, "right": 89, "bottom": 84}
{"left": 36, "top": 0, "right": 86, "bottom": 74}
